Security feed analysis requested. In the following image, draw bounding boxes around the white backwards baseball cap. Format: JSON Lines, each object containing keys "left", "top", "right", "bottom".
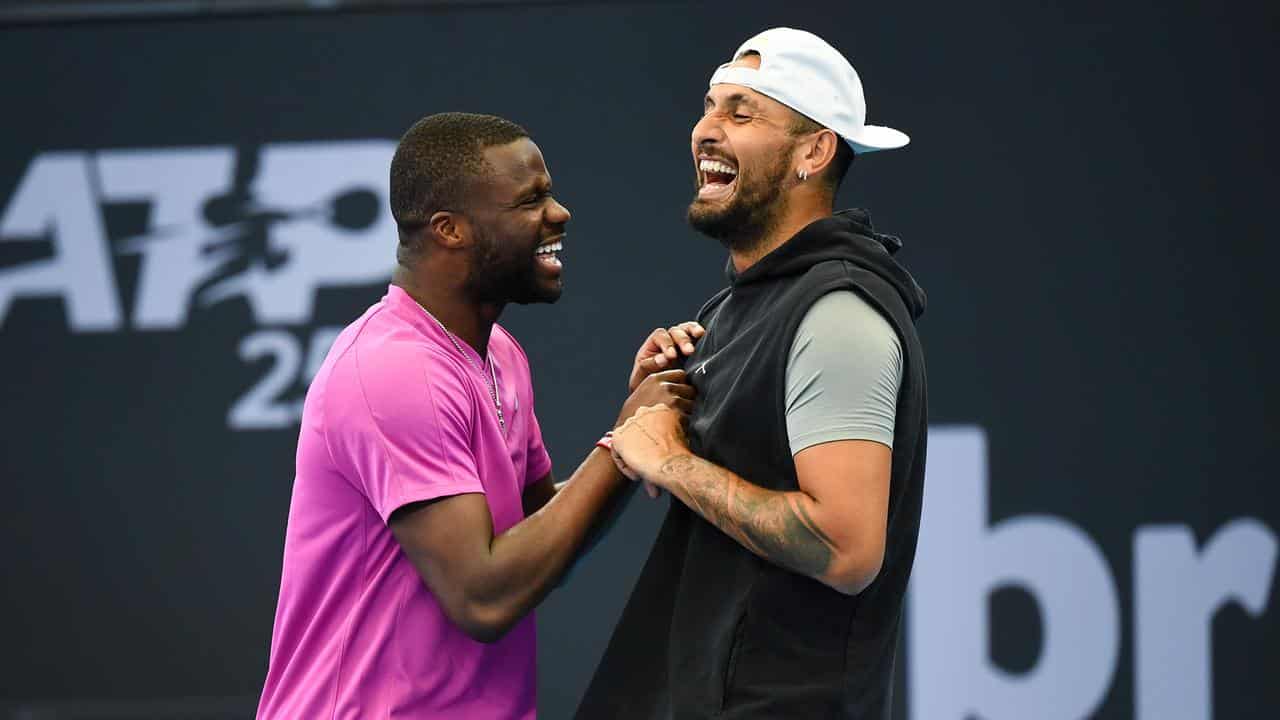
{"left": 709, "top": 27, "right": 909, "bottom": 154}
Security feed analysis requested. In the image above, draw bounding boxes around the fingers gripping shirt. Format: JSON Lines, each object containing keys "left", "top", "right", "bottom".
{"left": 785, "top": 290, "right": 903, "bottom": 454}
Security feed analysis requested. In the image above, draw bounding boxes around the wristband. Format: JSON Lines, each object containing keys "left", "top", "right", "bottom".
{"left": 595, "top": 431, "right": 614, "bottom": 451}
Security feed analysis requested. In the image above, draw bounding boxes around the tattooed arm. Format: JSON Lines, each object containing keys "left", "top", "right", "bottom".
{"left": 611, "top": 405, "right": 891, "bottom": 595}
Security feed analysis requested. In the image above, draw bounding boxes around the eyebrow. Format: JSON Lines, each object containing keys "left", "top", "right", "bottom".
{"left": 704, "top": 92, "right": 762, "bottom": 113}
{"left": 513, "top": 176, "right": 551, "bottom": 200}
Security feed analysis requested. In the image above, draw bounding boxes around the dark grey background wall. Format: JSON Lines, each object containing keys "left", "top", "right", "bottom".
{"left": 1, "top": 1, "right": 1276, "bottom": 718}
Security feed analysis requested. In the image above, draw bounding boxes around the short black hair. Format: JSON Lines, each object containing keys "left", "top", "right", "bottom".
{"left": 390, "top": 112, "right": 529, "bottom": 242}
{"left": 788, "top": 112, "right": 855, "bottom": 196}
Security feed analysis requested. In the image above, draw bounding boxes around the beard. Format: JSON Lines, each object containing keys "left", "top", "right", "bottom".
{"left": 686, "top": 146, "right": 793, "bottom": 253}
{"left": 464, "top": 224, "right": 561, "bottom": 306}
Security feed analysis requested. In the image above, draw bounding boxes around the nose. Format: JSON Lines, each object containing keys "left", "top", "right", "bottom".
{"left": 691, "top": 112, "right": 725, "bottom": 151}
{"left": 546, "top": 196, "right": 570, "bottom": 226}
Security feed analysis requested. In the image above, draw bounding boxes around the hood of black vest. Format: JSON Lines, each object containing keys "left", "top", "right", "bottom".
{"left": 726, "top": 208, "right": 927, "bottom": 319}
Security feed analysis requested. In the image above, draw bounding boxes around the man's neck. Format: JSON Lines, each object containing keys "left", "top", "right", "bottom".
{"left": 729, "top": 200, "right": 832, "bottom": 273}
{"left": 393, "top": 267, "right": 502, "bottom": 357}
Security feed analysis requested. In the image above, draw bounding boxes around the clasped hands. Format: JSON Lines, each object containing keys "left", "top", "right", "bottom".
{"left": 610, "top": 323, "right": 704, "bottom": 497}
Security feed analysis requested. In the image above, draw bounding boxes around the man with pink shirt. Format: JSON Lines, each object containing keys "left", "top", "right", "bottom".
{"left": 256, "top": 113, "right": 697, "bottom": 719}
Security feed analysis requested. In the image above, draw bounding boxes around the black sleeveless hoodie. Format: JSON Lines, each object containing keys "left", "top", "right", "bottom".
{"left": 577, "top": 209, "right": 928, "bottom": 719}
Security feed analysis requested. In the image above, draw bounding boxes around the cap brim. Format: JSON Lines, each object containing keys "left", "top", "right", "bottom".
{"left": 845, "top": 124, "right": 910, "bottom": 154}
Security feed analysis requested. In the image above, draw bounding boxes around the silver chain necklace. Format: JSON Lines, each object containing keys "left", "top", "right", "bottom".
{"left": 417, "top": 305, "right": 505, "bottom": 433}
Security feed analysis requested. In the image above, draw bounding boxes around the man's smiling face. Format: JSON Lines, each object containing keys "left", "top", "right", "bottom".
{"left": 463, "top": 137, "right": 571, "bottom": 305}
{"left": 687, "top": 53, "right": 801, "bottom": 248}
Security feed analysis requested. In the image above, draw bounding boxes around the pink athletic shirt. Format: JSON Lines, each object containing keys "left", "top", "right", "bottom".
{"left": 257, "top": 285, "right": 553, "bottom": 719}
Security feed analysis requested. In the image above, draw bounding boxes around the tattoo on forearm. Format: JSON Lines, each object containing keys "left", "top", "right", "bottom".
{"left": 660, "top": 455, "right": 836, "bottom": 579}
{"left": 661, "top": 455, "right": 732, "bottom": 529}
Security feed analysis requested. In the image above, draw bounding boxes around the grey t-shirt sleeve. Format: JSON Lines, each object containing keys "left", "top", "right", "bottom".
{"left": 785, "top": 290, "right": 904, "bottom": 455}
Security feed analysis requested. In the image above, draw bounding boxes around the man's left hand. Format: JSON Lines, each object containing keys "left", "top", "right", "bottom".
{"left": 627, "top": 322, "right": 705, "bottom": 391}
{"left": 610, "top": 404, "right": 690, "bottom": 483}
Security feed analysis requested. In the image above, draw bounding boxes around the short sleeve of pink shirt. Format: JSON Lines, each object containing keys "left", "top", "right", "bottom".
{"left": 329, "top": 293, "right": 551, "bottom": 526}
{"left": 349, "top": 335, "right": 486, "bottom": 522}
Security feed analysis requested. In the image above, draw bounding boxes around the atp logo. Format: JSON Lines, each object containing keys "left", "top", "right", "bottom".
{"left": 0, "top": 140, "right": 396, "bottom": 332}
{"left": 0, "top": 140, "right": 398, "bottom": 430}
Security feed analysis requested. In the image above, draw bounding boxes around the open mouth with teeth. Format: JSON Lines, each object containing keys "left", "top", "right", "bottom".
{"left": 534, "top": 239, "right": 563, "bottom": 270}
{"left": 698, "top": 157, "right": 739, "bottom": 201}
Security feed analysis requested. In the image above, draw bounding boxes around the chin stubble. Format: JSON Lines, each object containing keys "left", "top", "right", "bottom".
{"left": 687, "top": 155, "right": 792, "bottom": 253}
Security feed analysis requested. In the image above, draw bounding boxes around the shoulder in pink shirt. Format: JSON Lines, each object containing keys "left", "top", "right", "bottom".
{"left": 258, "top": 285, "right": 553, "bottom": 720}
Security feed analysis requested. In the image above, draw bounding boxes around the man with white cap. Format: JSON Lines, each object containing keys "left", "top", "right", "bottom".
{"left": 577, "top": 28, "right": 928, "bottom": 718}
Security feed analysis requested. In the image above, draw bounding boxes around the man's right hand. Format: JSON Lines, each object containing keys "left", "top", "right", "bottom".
{"left": 615, "top": 369, "right": 696, "bottom": 498}
{"left": 628, "top": 322, "right": 706, "bottom": 391}
{"left": 616, "top": 369, "right": 695, "bottom": 428}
